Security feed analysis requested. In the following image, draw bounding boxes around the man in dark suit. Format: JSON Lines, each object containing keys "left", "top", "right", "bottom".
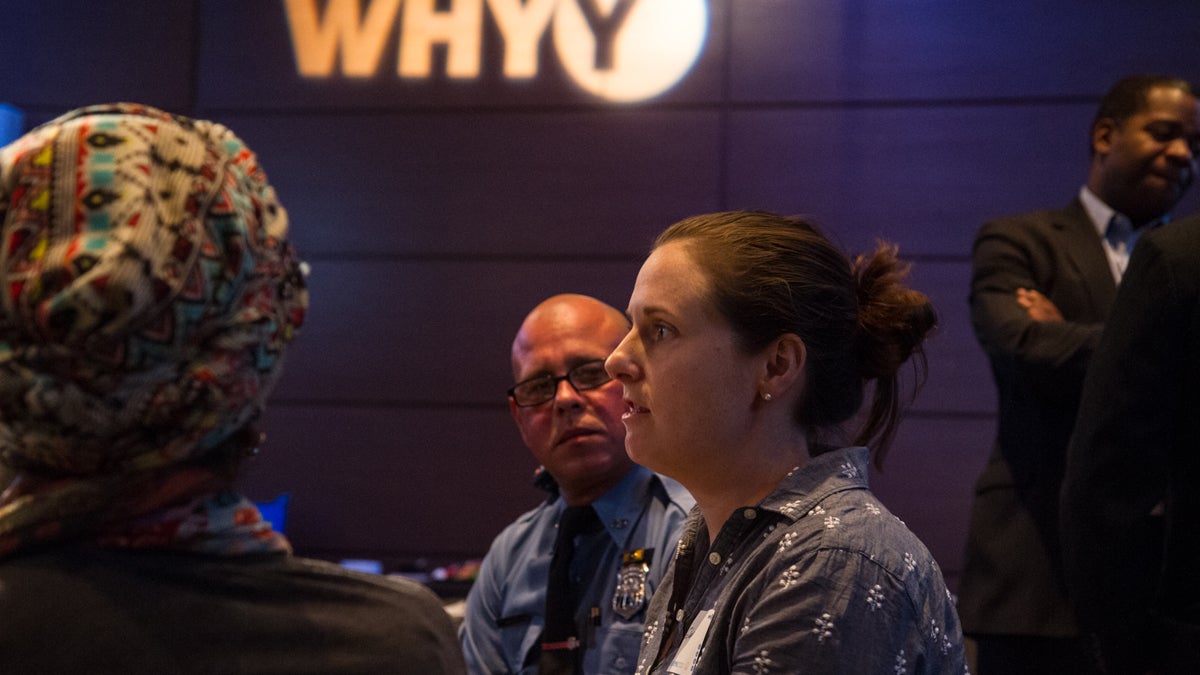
{"left": 958, "top": 74, "right": 1199, "bottom": 674}
{"left": 1061, "top": 213, "right": 1200, "bottom": 674}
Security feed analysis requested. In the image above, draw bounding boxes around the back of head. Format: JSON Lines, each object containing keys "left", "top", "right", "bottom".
{"left": 0, "top": 103, "right": 307, "bottom": 546}
{"left": 655, "top": 210, "right": 936, "bottom": 465}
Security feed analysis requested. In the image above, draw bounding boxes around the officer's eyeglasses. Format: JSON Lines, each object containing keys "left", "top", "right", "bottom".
{"left": 507, "top": 359, "right": 613, "bottom": 407}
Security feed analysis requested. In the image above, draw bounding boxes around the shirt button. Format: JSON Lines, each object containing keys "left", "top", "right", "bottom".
{"left": 743, "top": 508, "right": 757, "bottom": 520}
{"left": 708, "top": 551, "right": 721, "bottom": 565}
{"left": 615, "top": 657, "right": 628, "bottom": 668}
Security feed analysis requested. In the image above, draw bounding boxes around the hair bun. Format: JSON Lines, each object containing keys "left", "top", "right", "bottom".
{"left": 852, "top": 242, "right": 937, "bottom": 381}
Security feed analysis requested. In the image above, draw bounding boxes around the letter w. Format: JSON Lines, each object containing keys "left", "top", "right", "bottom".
{"left": 285, "top": 0, "right": 402, "bottom": 77}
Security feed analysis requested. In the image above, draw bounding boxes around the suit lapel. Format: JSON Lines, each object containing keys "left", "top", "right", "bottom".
{"left": 1055, "top": 199, "right": 1117, "bottom": 319}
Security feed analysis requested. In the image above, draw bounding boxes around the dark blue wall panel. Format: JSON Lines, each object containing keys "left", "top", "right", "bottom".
{"left": 726, "top": 105, "right": 1200, "bottom": 256}
{"left": 0, "top": 2, "right": 196, "bottom": 113}
{"left": 219, "top": 110, "right": 723, "bottom": 257}
{"left": 730, "top": 1, "right": 1200, "bottom": 102}
{"left": 270, "top": 259, "right": 643, "bottom": 407}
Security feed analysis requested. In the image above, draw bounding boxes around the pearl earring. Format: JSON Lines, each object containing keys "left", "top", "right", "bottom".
{"left": 761, "top": 392, "right": 773, "bottom": 401}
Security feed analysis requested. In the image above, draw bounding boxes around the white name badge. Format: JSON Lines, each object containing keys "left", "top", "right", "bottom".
{"left": 667, "top": 609, "right": 715, "bottom": 675}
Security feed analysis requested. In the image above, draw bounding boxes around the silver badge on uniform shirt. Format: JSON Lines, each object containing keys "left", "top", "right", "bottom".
{"left": 612, "top": 548, "right": 654, "bottom": 619}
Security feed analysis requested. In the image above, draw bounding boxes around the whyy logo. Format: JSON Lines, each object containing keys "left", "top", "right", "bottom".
{"left": 285, "top": 0, "right": 709, "bottom": 103}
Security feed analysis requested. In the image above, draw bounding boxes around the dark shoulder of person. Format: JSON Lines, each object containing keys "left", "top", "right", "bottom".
{"left": 0, "top": 544, "right": 465, "bottom": 675}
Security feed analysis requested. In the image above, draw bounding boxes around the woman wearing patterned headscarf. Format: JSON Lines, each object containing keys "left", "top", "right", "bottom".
{"left": 0, "top": 104, "right": 464, "bottom": 674}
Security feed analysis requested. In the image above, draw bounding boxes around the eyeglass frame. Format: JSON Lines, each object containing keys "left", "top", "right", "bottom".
{"left": 506, "top": 359, "right": 614, "bottom": 407}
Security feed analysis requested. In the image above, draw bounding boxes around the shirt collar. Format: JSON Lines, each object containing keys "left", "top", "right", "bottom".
{"left": 1079, "top": 185, "right": 1171, "bottom": 235}
{"left": 758, "top": 446, "right": 872, "bottom": 522}
{"left": 578, "top": 464, "right": 655, "bottom": 550}
{"left": 1079, "top": 185, "right": 1118, "bottom": 239}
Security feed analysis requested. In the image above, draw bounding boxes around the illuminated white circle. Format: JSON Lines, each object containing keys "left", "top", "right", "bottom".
{"left": 553, "top": 0, "right": 708, "bottom": 103}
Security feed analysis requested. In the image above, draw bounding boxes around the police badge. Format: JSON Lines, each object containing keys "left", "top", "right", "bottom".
{"left": 612, "top": 548, "right": 654, "bottom": 619}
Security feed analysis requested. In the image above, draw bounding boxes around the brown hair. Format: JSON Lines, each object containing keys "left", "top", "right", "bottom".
{"left": 655, "top": 210, "right": 936, "bottom": 467}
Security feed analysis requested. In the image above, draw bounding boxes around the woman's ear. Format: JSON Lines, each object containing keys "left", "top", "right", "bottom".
{"left": 758, "top": 333, "right": 806, "bottom": 402}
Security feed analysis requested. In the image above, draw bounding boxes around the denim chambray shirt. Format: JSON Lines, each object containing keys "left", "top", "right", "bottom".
{"left": 637, "top": 447, "right": 967, "bottom": 675}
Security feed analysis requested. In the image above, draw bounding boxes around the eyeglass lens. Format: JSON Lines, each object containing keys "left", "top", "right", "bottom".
{"left": 510, "top": 360, "right": 612, "bottom": 406}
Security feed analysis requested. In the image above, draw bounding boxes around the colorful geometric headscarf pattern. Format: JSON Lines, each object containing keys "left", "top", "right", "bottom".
{"left": 0, "top": 103, "right": 307, "bottom": 553}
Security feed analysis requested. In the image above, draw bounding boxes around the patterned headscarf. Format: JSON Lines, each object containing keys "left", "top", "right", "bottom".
{"left": 0, "top": 103, "right": 307, "bottom": 554}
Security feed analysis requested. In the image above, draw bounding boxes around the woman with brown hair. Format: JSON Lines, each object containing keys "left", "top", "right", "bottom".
{"left": 605, "top": 210, "right": 964, "bottom": 674}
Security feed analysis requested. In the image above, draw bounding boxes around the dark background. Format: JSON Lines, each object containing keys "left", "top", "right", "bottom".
{"left": 3, "top": 0, "right": 1198, "bottom": 588}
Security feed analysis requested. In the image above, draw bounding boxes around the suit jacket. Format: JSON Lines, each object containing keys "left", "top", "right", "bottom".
{"left": 1062, "top": 214, "right": 1200, "bottom": 673}
{"left": 958, "top": 199, "right": 1114, "bottom": 636}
